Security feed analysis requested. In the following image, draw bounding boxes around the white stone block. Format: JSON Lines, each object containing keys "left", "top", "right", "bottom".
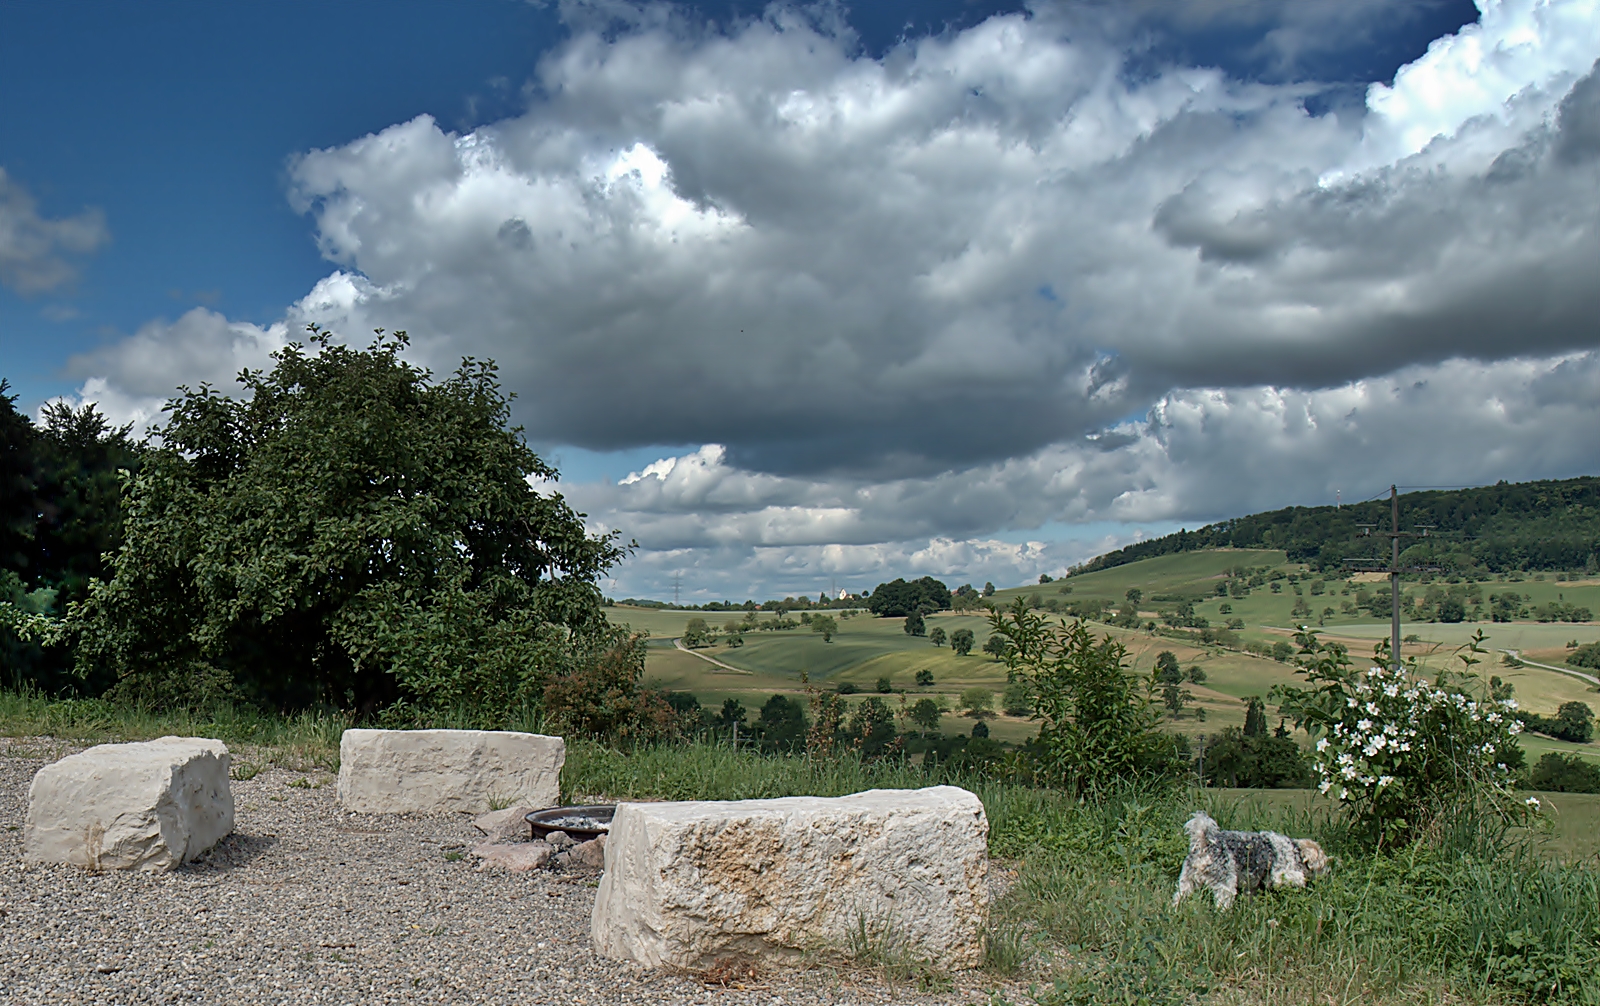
{"left": 24, "top": 736, "right": 234, "bottom": 872}
{"left": 336, "top": 729, "right": 564, "bottom": 814}
{"left": 592, "top": 786, "right": 989, "bottom": 970}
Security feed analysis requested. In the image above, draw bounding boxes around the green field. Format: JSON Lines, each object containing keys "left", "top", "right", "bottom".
{"left": 613, "top": 549, "right": 1600, "bottom": 766}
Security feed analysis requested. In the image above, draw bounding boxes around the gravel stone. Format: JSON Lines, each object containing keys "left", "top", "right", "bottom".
{"left": 0, "top": 737, "right": 1016, "bottom": 1004}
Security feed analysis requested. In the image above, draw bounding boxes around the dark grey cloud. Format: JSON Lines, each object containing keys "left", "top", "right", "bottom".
{"left": 49, "top": 1, "right": 1600, "bottom": 598}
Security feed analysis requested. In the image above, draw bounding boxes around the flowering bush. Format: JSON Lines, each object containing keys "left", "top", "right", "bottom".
{"left": 1276, "top": 628, "right": 1531, "bottom": 848}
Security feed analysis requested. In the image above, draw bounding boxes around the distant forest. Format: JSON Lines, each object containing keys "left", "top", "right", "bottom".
{"left": 1073, "top": 477, "right": 1600, "bottom": 577}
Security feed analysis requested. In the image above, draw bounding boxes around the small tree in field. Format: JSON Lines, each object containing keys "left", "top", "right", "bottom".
{"left": 960, "top": 686, "right": 994, "bottom": 719}
{"left": 982, "top": 634, "right": 1008, "bottom": 661}
{"left": 914, "top": 668, "right": 935, "bottom": 687}
{"left": 950, "top": 627, "right": 975, "bottom": 656}
{"left": 988, "top": 599, "right": 1183, "bottom": 794}
{"left": 904, "top": 610, "right": 926, "bottom": 636}
{"left": 811, "top": 613, "right": 837, "bottom": 642}
{"left": 929, "top": 626, "right": 947, "bottom": 647}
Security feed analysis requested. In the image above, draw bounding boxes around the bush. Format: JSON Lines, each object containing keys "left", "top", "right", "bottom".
{"left": 987, "top": 600, "right": 1185, "bottom": 795}
{"left": 874, "top": 675, "right": 892, "bottom": 694}
{"left": 1528, "top": 752, "right": 1600, "bottom": 793}
{"left": 1569, "top": 641, "right": 1600, "bottom": 670}
{"left": 1001, "top": 678, "right": 1032, "bottom": 717}
{"left": 1523, "top": 702, "right": 1596, "bottom": 743}
{"left": 541, "top": 631, "right": 678, "bottom": 741}
{"left": 959, "top": 686, "right": 994, "bottom": 719}
{"left": 1276, "top": 628, "right": 1530, "bottom": 848}
{"left": 914, "top": 668, "right": 935, "bottom": 687}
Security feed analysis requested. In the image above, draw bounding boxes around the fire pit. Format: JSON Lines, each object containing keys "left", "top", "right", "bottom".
{"left": 525, "top": 805, "right": 614, "bottom": 842}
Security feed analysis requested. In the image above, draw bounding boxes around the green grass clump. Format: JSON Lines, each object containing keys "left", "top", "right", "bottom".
{"left": 0, "top": 689, "right": 347, "bottom": 770}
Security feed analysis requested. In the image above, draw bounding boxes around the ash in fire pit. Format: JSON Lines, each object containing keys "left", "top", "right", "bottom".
{"left": 526, "top": 804, "right": 614, "bottom": 842}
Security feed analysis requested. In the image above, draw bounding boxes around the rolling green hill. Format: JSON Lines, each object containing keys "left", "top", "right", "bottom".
{"left": 1072, "top": 475, "right": 1600, "bottom": 576}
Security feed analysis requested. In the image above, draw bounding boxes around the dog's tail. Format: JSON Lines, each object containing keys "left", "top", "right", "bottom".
{"left": 1183, "top": 811, "right": 1218, "bottom": 851}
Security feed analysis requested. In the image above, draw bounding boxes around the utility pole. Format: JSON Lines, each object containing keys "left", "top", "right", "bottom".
{"left": 1345, "top": 485, "right": 1440, "bottom": 671}
{"left": 672, "top": 571, "right": 681, "bottom": 607}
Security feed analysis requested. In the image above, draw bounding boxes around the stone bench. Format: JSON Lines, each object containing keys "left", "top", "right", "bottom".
{"left": 336, "top": 729, "right": 564, "bottom": 814}
{"left": 24, "top": 736, "right": 234, "bottom": 872}
{"left": 591, "top": 786, "right": 989, "bottom": 971}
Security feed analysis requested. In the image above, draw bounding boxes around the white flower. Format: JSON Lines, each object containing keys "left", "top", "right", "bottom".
{"left": 1316, "top": 738, "right": 1329, "bottom": 752}
{"left": 1378, "top": 775, "right": 1395, "bottom": 788}
{"left": 1319, "top": 780, "right": 1333, "bottom": 794}
{"left": 1358, "top": 719, "right": 1373, "bottom": 733}
{"left": 1384, "top": 724, "right": 1398, "bottom": 736}
{"left": 1339, "top": 787, "right": 1349, "bottom": 800}
{"left": 1526, "top": 796, "right": 1541, "bottom": 809}
{"left": 1366, "top": 702, "right": 1380, "bottom": 716}
{"left": 1347, "top": 697, "right": 1359, "bottom": 708}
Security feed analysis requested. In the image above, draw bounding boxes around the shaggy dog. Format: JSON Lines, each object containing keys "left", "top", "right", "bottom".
{"left": 1172, "top": 811, "right": 1328, "bottom": 911}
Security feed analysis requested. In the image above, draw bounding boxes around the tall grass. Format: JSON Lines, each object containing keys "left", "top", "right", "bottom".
{"left": 0, "top": 689, "right": 347, "bottom": 770}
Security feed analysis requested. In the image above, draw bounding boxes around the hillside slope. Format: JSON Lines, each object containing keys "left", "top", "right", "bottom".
{"left": 1072, "top": 476, "right": 1600, "bottom": 576}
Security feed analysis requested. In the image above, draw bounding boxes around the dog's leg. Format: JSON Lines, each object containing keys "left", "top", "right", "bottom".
{"left": 1173, "top": 861, "right": 1196, "bottom": 907}
{"left": 1212, "top": 882, "right": 1237, "bottom": 912}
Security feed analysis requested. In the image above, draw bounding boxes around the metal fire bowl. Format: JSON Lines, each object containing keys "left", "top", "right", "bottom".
{"left": 525, "top": 804, "right": 615, "bottom": 842}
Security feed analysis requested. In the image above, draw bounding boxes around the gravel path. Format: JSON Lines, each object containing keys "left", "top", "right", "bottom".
{"left": 0, "top": 738, "right": 1011, "bottom": 1005}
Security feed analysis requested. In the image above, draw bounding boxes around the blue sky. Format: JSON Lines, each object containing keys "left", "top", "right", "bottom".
{"left": 4, "top": 0, "right": 1597, "bottom": 602}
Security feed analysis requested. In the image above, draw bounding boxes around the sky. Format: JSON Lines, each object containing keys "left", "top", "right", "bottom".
{"left": 2, "top": 0, "right": 1598, "bottom": 603}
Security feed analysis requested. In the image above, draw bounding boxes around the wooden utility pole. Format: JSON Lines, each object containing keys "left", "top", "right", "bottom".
{"left": 1345, "top": 485, "right": 1440, "bottom": 671}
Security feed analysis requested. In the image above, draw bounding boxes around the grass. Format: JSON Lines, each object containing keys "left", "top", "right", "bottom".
{"left": 0, "top": 689, "right": 346, "bottom": 770}
{"left": 4, "top": 690, "right": 1599, "bottom": 1004}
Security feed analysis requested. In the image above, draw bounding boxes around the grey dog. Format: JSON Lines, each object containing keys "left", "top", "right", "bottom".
{"left": 1172, "top": 811, "right": 1329, "bottom": 911}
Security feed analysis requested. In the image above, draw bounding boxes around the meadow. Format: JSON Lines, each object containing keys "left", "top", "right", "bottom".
{"left": 609, "top": 548, "right": 1600, "bottom": 765}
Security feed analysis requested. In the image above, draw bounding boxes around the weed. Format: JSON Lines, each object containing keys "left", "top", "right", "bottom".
{"left": 488, "top": 795, "right": 513, "bottom": 811}
{"left": 443, "top": 850, "right": 464, "bottom": 863}
{"left": 230, "top": 761, "right": 261, "bottom": 781}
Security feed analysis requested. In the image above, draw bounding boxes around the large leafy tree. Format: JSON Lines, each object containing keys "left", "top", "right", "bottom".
{"left": 74, "top": 329, "right": 626, "bottom": 718}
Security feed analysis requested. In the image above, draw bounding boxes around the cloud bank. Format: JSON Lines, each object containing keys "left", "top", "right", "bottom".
{"left": 0, "top": 168, "right": 108, "bottom": 295}
{"left": 56, "top": 0, "right": 1600, "bottom": 599}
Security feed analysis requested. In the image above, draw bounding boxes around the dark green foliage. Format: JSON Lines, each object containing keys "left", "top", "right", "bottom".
{"left": 867, "top": 576, "right": 951, "bottom": 617}
{"left": 1523, "top": 702, "right": 1596, "bottom": 744}
{"left": 1243, "top": 696, "right": 1269, "bottom": 737}
{"left": 835, "top": 681, "right": 859, "bottom": 694}
{"left": 950, "top": 627, "right": 974, "bottom": 656}
{"left": 681, "top": 617, "right": 712, "bottom": 648}
{"left": 1153, "top": 651, "right": 1181, "bottom": 684}
{"left": 988, "top": 600, "right": 1184, "bottom": 795}
{"left": 1201, "top": 722, "right": 1313, "bottom": 788}
{"left": 751, "top": 694, "right": 807, "bottom": 753}
{"left": 71, "top": 330, "right": 623, "bottom": 719}
{"left": 914, "top": 668, "right": 935, "bottom": 686}
{"left": 982, "top": 633, "right": 1008, "bottom": 660}
{"left": 1527, "top": 752, "right": 1600, "bottom": 793}
{"left": 1002, "top": 678, "right": 1032, "bottom": 717}
{"left": 908, "top": 697, "right": 944, "bottom": 731}
{"left": 716, "top": 698, "right": 747, "bottom": 729}
{"left": 903, "top": 609, "right": 926, "bottom": 636}
{"left": 1070, "top": 476, "right": 1600, "bottom": 575}
{"left": 874, "top": 675, "right": 892, "bottom": 694}
{"left": 1569, "top": 642, "right": 1600, "bottom": 670}
{"left": 843, "top": 696, "right": 899, "bottom": 759}
{"left": 0, "top": 382, "right": 36, "bottom": 576}
{"left": 928, "top": 625, "right": 946, "bottom": 647}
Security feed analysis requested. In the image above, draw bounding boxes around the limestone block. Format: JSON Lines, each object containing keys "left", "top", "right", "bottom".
{"left": 592, "top": 786, "right": 989, "bottom": 971}
{"left": 336, "top": 729, "right": 564, "bottom": 814}
{"left": 24, "top": 736, "right": 234, "bottom": 872}
{"left": 473, "top": 806, "right": 537, "bottom": 843}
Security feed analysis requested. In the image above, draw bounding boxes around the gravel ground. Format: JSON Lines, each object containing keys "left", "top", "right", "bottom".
{"left": 0, "top": 737, "right": 1014, "bottom": 1006}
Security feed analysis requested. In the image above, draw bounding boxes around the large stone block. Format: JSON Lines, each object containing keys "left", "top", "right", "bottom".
{"left": 592, "top": 786, "right": 989, "bottom": 971}
{"left": 336, "top": 729, "right": 564, "bottom": 814}
{"left": 24, "top": 736, "right": 234, "bottom": 872}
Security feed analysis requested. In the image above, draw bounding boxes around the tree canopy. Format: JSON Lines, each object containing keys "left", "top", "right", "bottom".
{"left": 72, "top": 329, "right": 625, "bottom": 720}
{"left": 867, "top": 576, "right": 951, "bottom": 617}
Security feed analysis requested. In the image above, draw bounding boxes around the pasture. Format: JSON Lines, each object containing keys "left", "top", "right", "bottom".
{"left": 614, "top": 548, "right": 1600, "bottom": 768}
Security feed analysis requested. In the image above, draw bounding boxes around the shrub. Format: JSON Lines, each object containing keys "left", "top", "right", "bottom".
{"left": 1276, "top": 628, "right": 1530, "bottom": 848}
{"left": 914, "top": 668, "right": 935, "bottom": 687}
{"left": 959, "top": 686, "right": 994, "bottom": 719}
{"left": 875, "top": 675, "right": 893, "bottom": 694}
{"left": 1528, "top": 752, "right": 1600, "bottom": 793}
{"left": 1523, "top": 702, "right": 1596, "bottom": 743}
{"left": 987, "top": 600, "right": 1184, "bottom": 795}
{"left": 1001, "top": 678, "right": 1032, "bottom": 717}
{"left": 541, "top": 631, "right": 678, "bottom": 742}
{"left": 1569, "top": 641, "right": 1600, "bottom": 670}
